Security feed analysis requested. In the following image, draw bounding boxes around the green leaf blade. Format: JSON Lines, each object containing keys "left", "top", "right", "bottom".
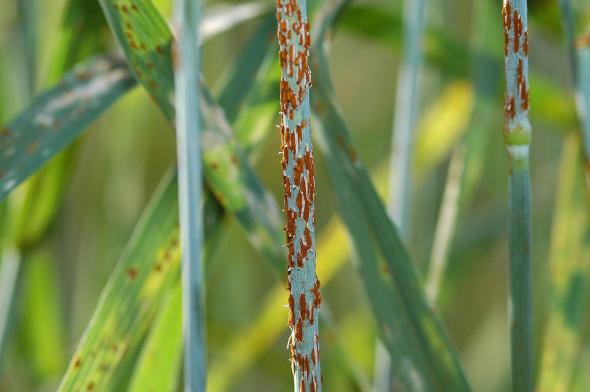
{"left": 0, "top": 56, "right": 135, "bottom": 201}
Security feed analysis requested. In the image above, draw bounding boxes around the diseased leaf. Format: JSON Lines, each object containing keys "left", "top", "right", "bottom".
{"left": 539, "top": 137, "right": 590, "bottom": 390}
{"left": 0, "top": 56, "right": 135, "bottom": 201}
{"left": 58, "top": 172, "right": 181, "bottom": 392}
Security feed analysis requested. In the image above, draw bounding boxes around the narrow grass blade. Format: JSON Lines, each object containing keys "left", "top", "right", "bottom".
{"left": 173, "top": 0, "right": 206, "bottom": 389}
{"left": 129, "top": 281, "right": 183, "bottom": 392}
{"left": 0, "top": 56, "right": 135, "bottom": 201}
{"left": 538, "top": 136, "right": 590, "bottom": 390}
{"left": 310, "top": 1, "right": 469, "bottom": 389}
{"left": 375, "top": 0, "right": 425, "bottom": 385}
{"left": 387, "top": 0, "right": 424, "bottom": 231}
{"left": 98, "top": 0, "right": 285, "bottom": 269}
{"left": 501, "top": 1, "right": 534, "bottom": 390}
{"left": 216, "top": 15, "right": 276, "bottom": 124}
{"left": 424, "top": 146, "right": 465, "bottom": 302}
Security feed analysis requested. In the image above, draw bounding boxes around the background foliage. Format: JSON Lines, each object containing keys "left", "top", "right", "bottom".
{"left": 0, "top": 0, "right": 589, "bottom": 390}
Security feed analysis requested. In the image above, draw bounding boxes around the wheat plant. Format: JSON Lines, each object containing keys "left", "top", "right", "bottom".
{"left": 1, "top": 0, "right": 589, "bottom": 391}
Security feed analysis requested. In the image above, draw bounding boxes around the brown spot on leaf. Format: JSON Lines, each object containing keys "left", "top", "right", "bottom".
{"left": 127, "top": 267, "right": 139, "bottom": 280}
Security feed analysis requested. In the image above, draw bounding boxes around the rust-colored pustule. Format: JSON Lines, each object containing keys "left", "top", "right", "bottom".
{"left": 506, "top": 96, "right": 516, "bottom": 120}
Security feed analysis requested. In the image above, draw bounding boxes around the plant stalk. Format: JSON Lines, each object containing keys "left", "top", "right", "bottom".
{"left": 173, "top": 0, "right": 206, "bottom": 390}
{"left": 502, "top": 0, "right": 534, "bottom": 390}
{"left": 275, "top": 0, "right": 322, "bottom": 389}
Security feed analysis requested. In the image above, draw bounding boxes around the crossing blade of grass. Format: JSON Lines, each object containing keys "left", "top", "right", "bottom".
{"left": 501, "top": 1, "right": 534, "bottom": 390}
{"left": 173, "top": 0, "right": 207, "bottom": 389}
{"left": 538, "top": 136, "right": 590, "bottom": 390}
{"left": 99, "top": 0, "right": 285, "bottom": 269}
{"left": 310, "top": 1, "right": 469, "bottom": 390}
{"left": 0, "top": 55, "right": 135, "bottom": 201}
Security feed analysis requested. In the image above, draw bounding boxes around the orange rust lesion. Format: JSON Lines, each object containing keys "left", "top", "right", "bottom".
{"left": 127, "top": 267, "right": 139, "bottom": 280}
{"left": 299, "top": 293, "right": 308, "bottom": 320}
{"left": 513, "top": 9, "right": 523, "bottom": 53}
{"left": 288, "top": 293, "right": 295, "bottom": 327}
{"left": 1, "top": 127, "right": 12, "bottom": 137}
{"left": 295, "top": 318, "right": 303, "bottom": 342}
{"left": 505, "top": 96, "right": 516, "bottom": 120}
{"left": 523, "top": 31, "right": 529, "bottom": 55}
{"left": 312, "top": 279, "right": 321, "bottom": 309}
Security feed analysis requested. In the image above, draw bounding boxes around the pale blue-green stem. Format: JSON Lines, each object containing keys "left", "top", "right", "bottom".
{"left": 502, "top": 0, "right": 534, "bottom": 390}
{"left": 376, "top": 0, "right": 426, "bottom": 389}
{"left": 173, "top": 0, "right": 206, "bottom": 390}
{"left": 276, "top": 0, "right": 322, "bottom": 389}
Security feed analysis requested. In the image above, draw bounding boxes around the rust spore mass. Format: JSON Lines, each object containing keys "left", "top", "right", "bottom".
{"left": 127, "top": 267, "right": 139, "bottom": 280}
{"left": 506, "top": 96, "right": 516, "bottom": 120}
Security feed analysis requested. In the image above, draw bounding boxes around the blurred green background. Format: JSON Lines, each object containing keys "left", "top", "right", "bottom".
{"left": 0, "top": 0, "right": 589, "bottom": 390}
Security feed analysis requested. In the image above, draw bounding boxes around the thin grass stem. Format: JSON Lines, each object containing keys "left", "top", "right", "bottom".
{"left": 375, "top": 0, "right": 425, "bottom": 388}
{"left": 502, "top": 1, "right": 534, "bottom": 389}
{"left": 173, "top": 0, "right": 206, "bottom": 390}
{"left": 425, "top": 146, "right": 465, "bottom": 302}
